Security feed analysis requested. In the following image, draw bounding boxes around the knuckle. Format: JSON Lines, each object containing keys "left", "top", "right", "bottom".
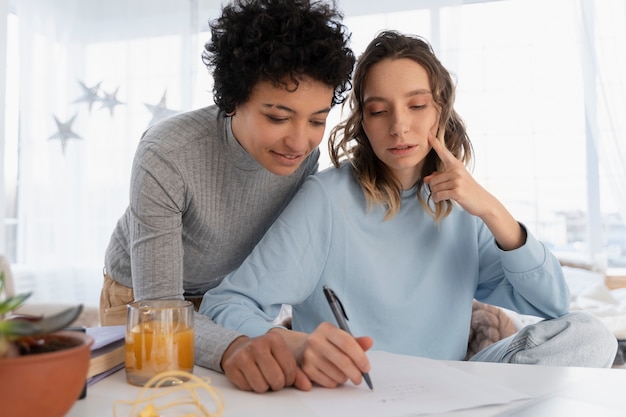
{"left": 319, "top": 321, "right": 334, "bottom": 331}
{"left": 269, "top": 376, "right": 286, "bottom": 391}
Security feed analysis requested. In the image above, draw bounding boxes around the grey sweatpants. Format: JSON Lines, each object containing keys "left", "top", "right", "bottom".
{"left": 470, "top": 312, "right": 617, "bottom": 368}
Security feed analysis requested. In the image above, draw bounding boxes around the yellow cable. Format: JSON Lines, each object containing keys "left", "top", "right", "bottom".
{"left": 113, "top": 371, "right": 225, "bottom": 417}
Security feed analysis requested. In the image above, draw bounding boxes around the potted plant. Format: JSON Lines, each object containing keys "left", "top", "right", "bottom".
{"left": 0, "top": 271, "right": 94, "bottom": 417}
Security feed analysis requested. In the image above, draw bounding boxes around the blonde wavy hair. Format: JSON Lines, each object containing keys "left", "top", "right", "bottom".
{"left": 328, "top": 30, "right": 473, "bottom": 222}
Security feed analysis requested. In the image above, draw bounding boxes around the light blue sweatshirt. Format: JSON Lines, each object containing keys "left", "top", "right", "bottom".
{"left": 200, "top": 163, "right": 570, "bottom": 360}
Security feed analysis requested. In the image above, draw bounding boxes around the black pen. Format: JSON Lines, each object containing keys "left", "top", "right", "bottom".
{"left": 323, "top": 285, "right": 373, "bottom": 390}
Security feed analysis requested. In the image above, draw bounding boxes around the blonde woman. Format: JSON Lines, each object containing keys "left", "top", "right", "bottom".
{"left": 201, "top": 31, "right": 617, "bottom": 389}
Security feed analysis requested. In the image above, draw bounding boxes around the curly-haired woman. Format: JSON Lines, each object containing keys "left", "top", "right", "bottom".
{"left": 100, "top": 0, "right": 355, "bottom": 392}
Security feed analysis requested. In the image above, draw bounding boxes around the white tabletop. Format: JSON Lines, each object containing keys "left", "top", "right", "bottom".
{"left": 66, "top": 359, "right": 626, "bottom": 417}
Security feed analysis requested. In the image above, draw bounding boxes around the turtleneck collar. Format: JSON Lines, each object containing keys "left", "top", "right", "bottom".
{"left": 219, "top": 113, "right": 263, "bottom": 172}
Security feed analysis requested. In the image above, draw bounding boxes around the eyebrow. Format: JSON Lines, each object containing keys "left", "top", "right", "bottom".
{"left": 262, "top": 103, "right": 331, "bottom": 116}
{"left": 363, "top": 88, "right": 432, "bottom": 104}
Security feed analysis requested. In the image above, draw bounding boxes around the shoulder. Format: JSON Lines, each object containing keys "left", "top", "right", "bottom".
{"left": 138, "top": 105, "right": 222, "bottom": 153}
{"left": 276, "top": 163, "right": 358, "bottom": 226}
{"left": 316, "top": 161, "right": 354, "bottom": 179}
{"left": 302, "top": 162, "right": 360, "bottom": 199}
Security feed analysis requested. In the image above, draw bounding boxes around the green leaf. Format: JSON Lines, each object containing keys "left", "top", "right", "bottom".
{"left": 0, "top": 319, "right": 40, "bottom": 337}
{"left": 0, "top": 304, "right": 83, "bottom": 337}
{"left": 0, "top": 293, "right": 32, "bottom": 315}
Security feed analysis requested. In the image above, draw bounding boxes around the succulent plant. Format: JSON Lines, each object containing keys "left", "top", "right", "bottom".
{"left": 0, "top": 271, "right": 83, "bottom": 358}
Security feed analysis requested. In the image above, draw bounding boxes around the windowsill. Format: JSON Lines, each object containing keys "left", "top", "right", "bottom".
{"left": 605, "top": 269, "right": 626, "bottom": 290}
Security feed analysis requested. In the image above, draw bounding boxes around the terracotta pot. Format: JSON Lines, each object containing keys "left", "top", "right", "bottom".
{"left": 0, "top": 330, "right": 94, "bottom": 417}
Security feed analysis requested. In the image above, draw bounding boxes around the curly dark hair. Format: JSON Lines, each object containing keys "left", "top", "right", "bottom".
{"left": 202, "top": 0, "right": 355, "bottom": 114}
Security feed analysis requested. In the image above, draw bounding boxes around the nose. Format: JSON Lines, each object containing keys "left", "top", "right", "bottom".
{"left": 389, "top": 108, "right": 411, "bottom": 138}
{"left": 284, "top": 121, "right": 316, "bottom": 152}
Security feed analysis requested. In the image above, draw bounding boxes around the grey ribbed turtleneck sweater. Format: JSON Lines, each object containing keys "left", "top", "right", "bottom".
{"left": 104, "top": 105, "right": 318, "bottom": 371}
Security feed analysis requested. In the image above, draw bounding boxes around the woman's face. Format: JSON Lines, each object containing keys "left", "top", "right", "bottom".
{"left": 361, "top": 58, "right": 439, "bottom": 189}
{"left": 231, "top": 76, "right": 334, "bottom": 176}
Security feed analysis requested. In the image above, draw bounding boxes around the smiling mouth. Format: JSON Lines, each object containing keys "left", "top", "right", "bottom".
{"left": 271, "top": 150, "right": 304, "bottom": 163}
{"left": 273, "top": 151, "right": 300, "bottom": 159}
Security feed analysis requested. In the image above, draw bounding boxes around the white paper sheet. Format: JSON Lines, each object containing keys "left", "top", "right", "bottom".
{"left": 295, "top": 351, "right": 529, "bottom": 417}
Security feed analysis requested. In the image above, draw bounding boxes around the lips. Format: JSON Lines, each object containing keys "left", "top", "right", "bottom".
{"left": 385, "top": 144, "right": 418, "bottom": 158}
{"left": 270, "top": 150, "right": 304, "bottom": 165}
{"left": 388, "top": 144, "right": 417, "bottom": 152}
{"left": 389, "top": 145, "right": 414, "bottom": 150}
{"left": 272, "top": 151, "right": 302, "bottom": 159}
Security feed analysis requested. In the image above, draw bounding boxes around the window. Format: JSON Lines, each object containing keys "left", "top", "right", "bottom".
{"left": 3, "top": 13, "right": 19, "bottom": 263}
{"left": 339, "top": 0, "right": 626, "bottom": 270}
{"left": 2, "top": 1, "right": 210, "bottom": 303}
{"left": 2, "top": 0, "right": 624, "bottom": 304}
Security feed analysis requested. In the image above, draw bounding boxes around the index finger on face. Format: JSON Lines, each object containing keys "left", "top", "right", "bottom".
{"left": 428, "top": 128, "right": 457, "bottom": 167}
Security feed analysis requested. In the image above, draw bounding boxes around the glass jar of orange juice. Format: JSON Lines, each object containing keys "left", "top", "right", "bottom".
{"left": 125, "top": 299, "right": 194, "bottom": 386}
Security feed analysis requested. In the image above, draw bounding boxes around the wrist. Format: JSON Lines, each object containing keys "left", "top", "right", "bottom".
{"left": 268, "top": 327, "right": 306, "bottom": 363}
{"left": 221, "top": 335, "right": 249, "bottom": 371}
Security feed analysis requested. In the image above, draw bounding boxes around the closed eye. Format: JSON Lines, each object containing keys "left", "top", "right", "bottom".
{"left": 267, "top": 115, "right": 288, "bottom": 123}
{"left": 310, "top": 120, "right": 326, "bottom": 127}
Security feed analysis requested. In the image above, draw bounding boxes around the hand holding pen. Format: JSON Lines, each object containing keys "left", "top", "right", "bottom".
{"left": 323, "top": 285, "right": 374, "bottom": 390}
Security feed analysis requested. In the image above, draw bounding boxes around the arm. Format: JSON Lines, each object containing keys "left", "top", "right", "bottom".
{"left": 475, "top": 222, "right": 570, "bottom": 318}
{"left": 200, "top": 177, "right": 331, "bottom": 336}
{"left": 424, "top": 132, "right": 525, "bottom": 250}
{"left": 424, "top": 133, "right": 569, "bottom": 317}
{"left": 201, "top": 174, "right": 373, "bottom": 389}
{"left": 200, "top": 176, "right": 331, "bottom": 389}
{"left": 128, "top": 141, "right": 186, "bottom": 301}
{"left": 128, "top": 140, "right": 249, "bottom": 373}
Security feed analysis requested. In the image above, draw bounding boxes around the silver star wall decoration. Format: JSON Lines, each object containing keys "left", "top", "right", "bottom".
{"left": 48, "top": 114, "right": 82, "bottom": 154}
{"left": 145, "top": 90, "right": 179, "bottom": 127}
{"left": 48, "top": 81, "right": 181, "bottom": 155}
{"left": 73, "top": 80, "right": 102, "bottom": 113}
{"left": 99, "top": 87, "right": 125, "bottom": 117}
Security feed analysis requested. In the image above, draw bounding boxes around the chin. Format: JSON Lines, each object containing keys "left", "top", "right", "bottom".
{"left": 265, "top": 164, "right": 299, "bottom": 177}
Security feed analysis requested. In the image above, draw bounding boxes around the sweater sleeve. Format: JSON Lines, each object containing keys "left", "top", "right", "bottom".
{"left": 128, "top": 140, "right": 186, "bottom": 301}
{"left": 200, "top": 176, "right": 332, "bottom": 337}
{"left": 475, "top": 222, "right": 570, "bottom": 319}
{"left": 193, "top": 313, "right": 243, "bottom": 371}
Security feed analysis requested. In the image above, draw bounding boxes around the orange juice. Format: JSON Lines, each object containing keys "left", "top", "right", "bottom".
{"left": 125, "top": 321, "right": 194, "bottom": 386}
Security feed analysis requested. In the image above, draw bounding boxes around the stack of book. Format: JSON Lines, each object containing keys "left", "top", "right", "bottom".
{"left": 85, "top": 325, "right": 126, "bottom": 386}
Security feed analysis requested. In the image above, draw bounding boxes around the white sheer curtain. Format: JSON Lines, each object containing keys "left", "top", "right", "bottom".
{"left": 13, "top": 0, "right": 210, "bottom": 303}
{"left": 7, "top": 0, "right": 626, "bottom": 304}
{"left": 577, "top": 0, "right": 626, "bottom": 265}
